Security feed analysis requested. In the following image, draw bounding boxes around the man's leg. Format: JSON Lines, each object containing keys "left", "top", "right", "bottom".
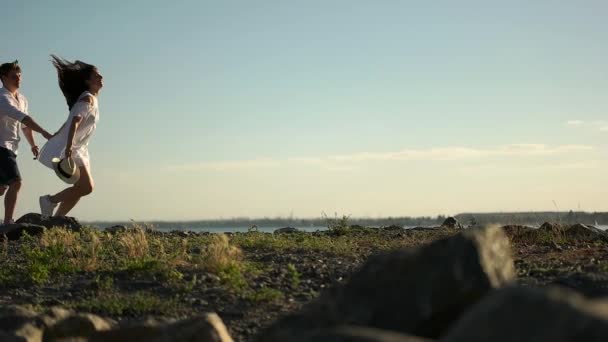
{"left": 4, "top": 179, "right": 21, "bottom": 224}
{"left": 0, "top": 148, "right": 21, "bottom": 224}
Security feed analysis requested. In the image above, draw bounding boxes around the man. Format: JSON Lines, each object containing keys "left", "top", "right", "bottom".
{"left": 0, "top": 60, "right": 53, "bottom": 224}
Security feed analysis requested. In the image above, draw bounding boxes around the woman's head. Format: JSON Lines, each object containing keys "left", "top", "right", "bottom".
{"left": 51, "top": 55, "right": 103, "bottom": 109}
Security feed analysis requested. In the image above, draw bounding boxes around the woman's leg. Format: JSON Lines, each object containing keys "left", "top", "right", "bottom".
{"left": 51, "top": 166, "right": 94, "bottom": 217}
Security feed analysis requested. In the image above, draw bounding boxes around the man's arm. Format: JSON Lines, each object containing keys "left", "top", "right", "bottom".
{"left": 0, "top": 95, "right": 52, "bottom": 139}
{"left": 21, "top": 126, "right": 39, "bottom": 159}
{"left": 21, "top": 116, "right": 52, "bottom": 140}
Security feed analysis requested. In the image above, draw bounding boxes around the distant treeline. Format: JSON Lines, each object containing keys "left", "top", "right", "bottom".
{"left": 86, "top": 211, "right": 608, "bottom": 230}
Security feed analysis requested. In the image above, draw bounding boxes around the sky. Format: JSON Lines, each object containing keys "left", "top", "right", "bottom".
{"left": 2, "top": 0, "right": 607, "bottom": 221}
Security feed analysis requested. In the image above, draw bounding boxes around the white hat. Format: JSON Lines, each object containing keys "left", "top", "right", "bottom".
{"left": 52, "top": 157, "right": 80, "bottom": 184}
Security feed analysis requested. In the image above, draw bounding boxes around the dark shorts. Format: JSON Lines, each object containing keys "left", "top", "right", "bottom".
{"left": 0, "top": 147, "right": 21, "bottom": 187}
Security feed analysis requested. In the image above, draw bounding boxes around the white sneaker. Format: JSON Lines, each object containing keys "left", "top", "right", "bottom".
{"left": 39, "top": 195, "right": 57, "bottom": 218}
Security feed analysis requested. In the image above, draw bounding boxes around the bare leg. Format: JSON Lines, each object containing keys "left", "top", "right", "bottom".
{"left": 4, "top": 180, "right": 21, "bottom": 224}
{"left": 0, "top": 186, "right": 6, "bottom": 196}
{"left": 51, "top": 166, "right": 94, "bottom": 217}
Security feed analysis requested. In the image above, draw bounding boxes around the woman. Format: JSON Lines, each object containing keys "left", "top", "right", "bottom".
{"left": 38, "top": 55, "right": 103, "bottom": 217}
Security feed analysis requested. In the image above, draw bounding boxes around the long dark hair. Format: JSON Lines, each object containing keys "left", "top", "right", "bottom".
{"left": 51, "top": 55, "right": 97, "bottom": 110}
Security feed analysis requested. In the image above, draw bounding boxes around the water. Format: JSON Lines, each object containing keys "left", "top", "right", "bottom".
{"left": 154, "top": 224, "right": 608, "bottom": 233}
{"left": 157, "top": 226, "right": 328, "bottom": 233}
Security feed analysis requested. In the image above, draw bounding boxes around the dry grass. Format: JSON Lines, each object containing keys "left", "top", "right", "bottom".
{"left": 117, "top": 228, "right": 149, "bottom": 259}
{"left": 201, "top": 234, "right": 243, "bottom": 272}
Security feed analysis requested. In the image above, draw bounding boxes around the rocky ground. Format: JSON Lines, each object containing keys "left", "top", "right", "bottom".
{"left": 1, "top": 215, "right": 608, "bottom": 341}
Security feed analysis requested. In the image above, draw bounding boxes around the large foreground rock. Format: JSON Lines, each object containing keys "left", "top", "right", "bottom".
{"left": 444, "top": 286, "right": 608, "bottom": 341}
{"left": 0, "top": 305, "right": 44, "bottom": 342}
{"left": 44, "top": 313, "right": 112, "bottom": 340}
{"left": 552, "top": 273, "right": 608, "bottom": 298}
{"left": 0, "top": 223, "right": 45, "bottom": 240}
{"left": 301, "top": 326, "right": 432, "bottom": 342}
{"left": 68, "top": 313, "right": 233, "bottom": 342}
{"left": 257, "top": 226, "right": 515, "bottom": 341}
{"left": 16, "top": 213, "right": 82, "bottom": 231}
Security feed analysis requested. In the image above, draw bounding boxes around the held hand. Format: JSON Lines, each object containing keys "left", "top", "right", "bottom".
{"left": 31, "top": 146, "right": 40, "bottom": 160}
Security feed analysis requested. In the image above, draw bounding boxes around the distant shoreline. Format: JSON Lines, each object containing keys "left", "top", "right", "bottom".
{"left": 83, "top": 211, "right": 608, "bottom": 231}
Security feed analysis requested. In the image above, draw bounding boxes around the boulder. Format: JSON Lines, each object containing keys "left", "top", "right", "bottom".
{"left": 103, "top": 225, "right": 127, "bottom": 234}
{"left": 0, "top": 305, "right": 44, "bottom": 342}
{"left": 552, "top": 273, "right": 608, "bottom": 298}
{"left": 444, "top": 286, "right": 608, "bottom": 341}
{"left": 301, "top": 326, "right": 433, "bottom": 341}
{"left": 257, "top": 226, "right": 515, "bottom": 341}
{"left": 43, "top": 313, "right": 112, "bottom": 340}
{"left": 500, "top": 225, "right": 537, "bottom": 242}
{"left": 0, "top": 223, "right": 45, "bottom": 240}
{"left": 16, "top": 213, "right": 81, "bottom": 231}
{"left": 539, "top": 222, "right": 567, "bottom": 234}
{"left": 274, "top": 227, "right": 298, "bottom": 234}
{"left": 565, "top": 223, "right": 608, "bottom": 241}
{"left": 440, "top": 217, "right": 462, "bottom": 229}
{"left": 70, "top": 313, "right": 233, "bottom": 342}
{"left": 0, "top": 330, "right": 21, "bottom": 342}
{"left": 39, "top": 307, "right": 74, "bottom": 329}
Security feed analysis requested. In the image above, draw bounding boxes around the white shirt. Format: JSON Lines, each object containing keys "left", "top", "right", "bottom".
{"left": 39, "top": 91, "right": 99, "bottom": 169}
{"left": 0, "top": 87, "right": 28, "bottom": 153}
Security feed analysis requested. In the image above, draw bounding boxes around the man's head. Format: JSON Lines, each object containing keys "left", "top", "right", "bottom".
{"left": 0, "top": 60, "right": 22, "bottom": 91}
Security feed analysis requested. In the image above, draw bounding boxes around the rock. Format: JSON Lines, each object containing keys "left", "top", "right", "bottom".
{"left": 103, "top": 225, "right": 127, "bottom": 233}
{"left": 407, "top": 227, "right": 439, "bottom": 231}
{"left": 539, "top": 221, "right": 567, "bottom": 234}
{"left": 275, "top": 227, "right": 298, "bottom": 234}
{"left": 444, "top": 286, "right": 608, "bottom": 341}
{"left": 0, "top": 330, "right": 22, "bottom": 342}
{"left": 39, "top": 307, "right": 74, "bottom": 329}
{"left": 552, "top": 273, "right": 608, "bottom": 298}
{"left": 440, "top": 217, "right": 462, "bottom": 229}
{"left": 349, "top": 225, "right": 367, "bottom": 230}
{"left": 16, "top": 213, "right": 81, "bottom": 231}
{"left": 301, "top": 326, "right": 433, "bottom": 341}
{"left": 0, "top": 305, "right": 44, "bottom": 342}
{"left": 72, "top": 313, "right": 233, "bottom": 342}
{"left": 500, "top": 225, "right": 537, "bottom": 242}
{"left": 44, "top": 313, "right": 112, "bottom": 340}
{"left": 257, "top": 226, "right": 515, "bottom": 341}
{"left": 170, "top": 230, "right": 190, "bottom": 237}
{"left": 0, "top": 223, "right": 45, "bottom": 240}
{"left": 565, "top": 223, "right": 608, "bottom": 241}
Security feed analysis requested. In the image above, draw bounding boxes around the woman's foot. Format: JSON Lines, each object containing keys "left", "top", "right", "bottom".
{"left": 39, "top": 195, "right": 57, "bottom": 218}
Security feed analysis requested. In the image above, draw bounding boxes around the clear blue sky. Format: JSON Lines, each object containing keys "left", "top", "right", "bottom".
{"left": 3, "top": 0, "right": 607, "bottom": 220}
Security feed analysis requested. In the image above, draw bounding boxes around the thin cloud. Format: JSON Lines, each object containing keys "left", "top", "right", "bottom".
{"left": 165, "top": 144, "right": 595, "bottom": 172}
{"left": 566, "top": 120, "right": 584, "bottom": 126}
{"left": 167, "top": 159, "right": 280, "bottom": 172}
{"left": 329, "top": 144, "right": 592, "bottom": 162}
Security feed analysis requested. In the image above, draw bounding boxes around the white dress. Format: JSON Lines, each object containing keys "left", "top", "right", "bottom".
{"left": 39, "top": 91, "right": 99, "bottom": 170}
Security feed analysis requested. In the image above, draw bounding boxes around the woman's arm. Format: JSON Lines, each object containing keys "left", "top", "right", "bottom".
{"left": 64, "top": 96, "right": 93, "bottom": 158}
{"left": 64, "top": 116, "right": 82, "bottom": 158}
